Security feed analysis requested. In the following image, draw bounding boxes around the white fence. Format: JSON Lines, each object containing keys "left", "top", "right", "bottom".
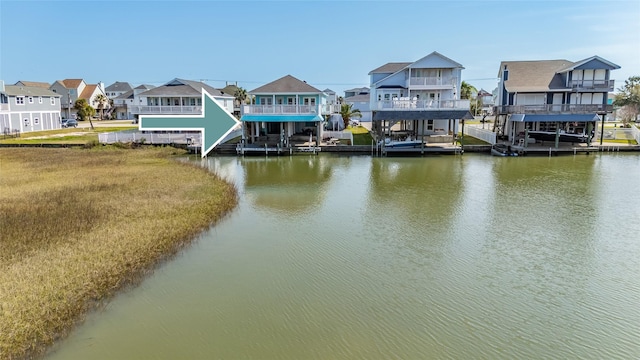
{"left": 321, "top": 130, "right": 354, "bottom": 144}
{"left": 465, "top": 126, "right": 497, "bottom": 144}
{"left": 98, "top": 124, "right": 243, "bottom": 147}
{"left": 595, "top": 125, "right": 640, "bottom": 143}
{"left": 99, "top": 131, "right": 198, "bottom": 145}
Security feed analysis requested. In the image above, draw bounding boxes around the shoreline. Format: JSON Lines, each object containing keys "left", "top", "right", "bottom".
{"left": 0, "top": 147, "right": 238, "bottom": 359}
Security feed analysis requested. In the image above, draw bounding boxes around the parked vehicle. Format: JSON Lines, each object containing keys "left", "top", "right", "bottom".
{"left": 62, "top": 119, "right": 78, "bottom": 128}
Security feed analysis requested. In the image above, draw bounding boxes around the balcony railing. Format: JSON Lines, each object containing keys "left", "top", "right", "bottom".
{"left": 130, "top": 105, "right": 202, "bottom": 114}
{"left": 408, "top": 76, "right": 457, "bottom": 88}
{"left": 570, "top": 80, "right": 615, "bottom": 91}
{"left": 376, "top": 98, "right": 470, "bottom": 110}
{"left": 496, "top": 104, "right": 613, "bottom": 114}
{"left": 0, "top": 103, "right": 8, "bottom": 111}
{"left": 243, "top": 104, "right": 340, "bottom": 115}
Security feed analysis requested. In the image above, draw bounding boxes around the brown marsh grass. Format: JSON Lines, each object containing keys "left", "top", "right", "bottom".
{"left": 0, "top": 147, "right": 237, "bottom": 359}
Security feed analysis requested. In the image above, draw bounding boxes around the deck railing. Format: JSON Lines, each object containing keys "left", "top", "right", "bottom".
{"left": 130, "top": 105, "right": 202, "bottom": 114}
{"left": 496, "top": 104, "right": 612, "bottom": 114}
{"left": 409, "top": 76, "right": 457, "bottom": 87}
{"left": 570, "top": 80, "right": 615, "bottom": 91}
{"left": 376, "top": 98, "right": 470, "bottom": 110}
{"left": 243, "top": 104, "right": 340, "bottom": 115}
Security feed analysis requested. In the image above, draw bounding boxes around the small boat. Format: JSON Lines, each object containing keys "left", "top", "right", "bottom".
{"left": 527, "top": 131, "right": 588, "bottom": 143}
{"left": 491, "top": 144, "right": 518, "bottom": 157}
{"left": 382, "top": 137, "right": 425, "bottom": 148}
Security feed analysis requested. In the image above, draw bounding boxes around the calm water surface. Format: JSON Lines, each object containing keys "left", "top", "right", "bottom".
{"left": 46, "top": 154, "right": 640, "bottom": 359}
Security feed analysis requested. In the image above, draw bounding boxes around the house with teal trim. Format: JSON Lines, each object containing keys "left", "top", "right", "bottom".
{"left": 369, "top": 51, "right": 472, "bottom": 145}
{"left": 240, "top": 75, "right": 338, "bottom": 148}
{"left": 495, "top": 55, "right": 620, "bottom": 147}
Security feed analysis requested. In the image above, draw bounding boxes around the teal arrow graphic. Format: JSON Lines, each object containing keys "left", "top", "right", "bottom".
{"left": 139, "top": 89, "right": 240, "bottom": 158}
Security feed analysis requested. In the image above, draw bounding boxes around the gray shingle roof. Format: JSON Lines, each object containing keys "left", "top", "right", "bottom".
{"left": 114, "top": 89, "right": 134, "bottom": 100}
{"left": 4, "top": 85, "right": 60, "bottom": 97}
{"left": 138, "top": 79, "right": 232, "bottom": 97}
{"left": 249, "top": 75, "right": 322, "bottom": 94}
{"left": 344, "top": 94, "right": 370, "bottom": 103}
{"left": 105, "top": 81, "right": 133, "bottom": 92}
{"left": 499, "top": 60, "right": 572, "bottom": 92}
{"left": 368, "top": 62, "right": 411, "bottom": 75}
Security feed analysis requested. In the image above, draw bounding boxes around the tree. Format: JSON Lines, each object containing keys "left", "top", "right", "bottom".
{"left": 94, "top": 94, "right": 108, "bottom": 120}
{"left": 234, "top": 87, "right": 248, "bottom": 107}
{"left": 613, "top": 76, "right": 640, "bottom": 125}
{"left": 339, "top": 103, "right": 362, "bottom": 128}
{"left": 74, "top": 98, "right": 96, "bottom": 129}
{"left": 460, "top": 81, "right": 477, "bottom": 100}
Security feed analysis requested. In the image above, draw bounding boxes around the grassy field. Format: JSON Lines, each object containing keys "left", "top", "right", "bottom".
{"left": 0, "top": 127, "right": 133, "bottom": 145}
{"left": 0, "top": 147, "right": 237, "bottom": 359}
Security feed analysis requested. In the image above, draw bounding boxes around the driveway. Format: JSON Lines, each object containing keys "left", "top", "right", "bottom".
{"left": 77, "top": 120, "right": 137, "bottom": 129}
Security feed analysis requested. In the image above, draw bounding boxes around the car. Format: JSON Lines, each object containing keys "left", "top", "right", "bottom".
{"left": 62, "top": 119, "right": 78, "bottom": 128}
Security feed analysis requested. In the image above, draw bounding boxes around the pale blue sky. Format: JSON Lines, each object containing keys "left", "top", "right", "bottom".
{"left": 1, "top": 0, "right": 638, "bottom": 96}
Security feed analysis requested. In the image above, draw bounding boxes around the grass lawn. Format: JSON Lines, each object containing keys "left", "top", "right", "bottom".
{"left": 345, "top": 126, "right": 374, "bottom": 145}
{"left": 0, "top": 127, "right": 134, "bottom": 145}
{"left": 457, "top": 135, "right": 491, "bottom": 146}
{"left": 0, "top": 147, "right": 237, "bottom": 359}
{"left": 599, "top": 139, "right": 638, "bottom": 145}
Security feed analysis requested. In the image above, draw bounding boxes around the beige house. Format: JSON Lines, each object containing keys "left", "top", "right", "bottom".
{"left": 49, "top": 79, "right": 108, "bottom": 119}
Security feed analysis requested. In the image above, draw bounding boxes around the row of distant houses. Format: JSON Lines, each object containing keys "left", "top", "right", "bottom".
{"left": 1, "top": 51, "right": 620, "bottom": 149}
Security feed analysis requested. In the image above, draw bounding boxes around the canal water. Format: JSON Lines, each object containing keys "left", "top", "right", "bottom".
{"left": 46, "top": 154, "right": 640, "bottom": 359}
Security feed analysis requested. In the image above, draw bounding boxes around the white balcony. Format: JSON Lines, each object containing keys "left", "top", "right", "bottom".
{"left": 243, "top": 104, "right": 340, "bottom": 115}
{"left": 130, "top": 105, "right": 202, "bottom": 115}
{"left": 376, "top": 98, "right": 470, "bottom": 110}
{"left": 408, "top": 77, "right": 457, "bottom": 89}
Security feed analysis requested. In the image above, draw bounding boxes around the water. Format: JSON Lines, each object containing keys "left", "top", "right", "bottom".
{"left": 46, "top": 154, "right": 640, "bottom": 359}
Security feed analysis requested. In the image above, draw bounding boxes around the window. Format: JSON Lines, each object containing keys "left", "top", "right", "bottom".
{"left": 24, "top": 118, "right": 29, "bottom": 126}
{"left": 16, "top": 96, "right": 24, "bottom": 105}
{"left": 39, "top": 97, "right": 43, "bottom": 104}
{"left": 427, "top": 120, "right": 434, "bottom": 131}
{"left": 34, "top": 118, "right": 39, "bottom": 125}
{"left": 28, "top": 97, "right": 34, "bottom": 104}
{"left": 51, "top": 97, "right": 56, "bottom": 105}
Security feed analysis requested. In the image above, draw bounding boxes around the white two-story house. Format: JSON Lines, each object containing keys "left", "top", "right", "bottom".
{"left": 0, "top": 80, "right": 62, "bottom": 133}
{"left": 369, "top": 51, "right": 472, "bottom": 144}
{"left": 130, "top": 78, "right": 234, "bottom": 121}
{"left": 105, "top": 81, "right": 133, "bottom": 119}
{"left": 495, "top": 55, "right": 620, "bottom": 146}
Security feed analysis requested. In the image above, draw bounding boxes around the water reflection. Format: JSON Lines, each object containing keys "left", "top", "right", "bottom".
{"left": 242, "top": 156, "right": 333, "bottom": 214}
{"left": 45, "top": 154, "right": 640, "bottom": 360}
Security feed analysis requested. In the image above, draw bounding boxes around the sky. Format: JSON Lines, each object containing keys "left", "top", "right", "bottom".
{"left": 1, "top": 0, "right": 638, "bottom": 96}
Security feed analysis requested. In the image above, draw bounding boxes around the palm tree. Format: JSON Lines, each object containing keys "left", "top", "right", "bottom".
{"left": 340, "top": 103, "right": 362, "bottom": 128}
{"left": 74, "top": 99, "right": 95, "bottom": 130}
{"left": 460, "top": 81, "right": 477, "bottom": 100}
{"left": 234, "top": 87, "right": 248, "bottom": 107}
{"left": 94, "top": 94, "right": 108, "bottom": 120}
